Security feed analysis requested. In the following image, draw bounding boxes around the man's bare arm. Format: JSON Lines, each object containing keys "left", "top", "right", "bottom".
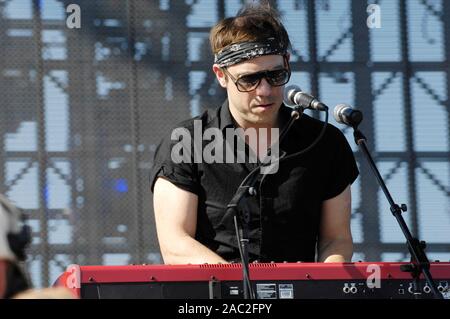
{"left": 318, "top": 185, "right": 353, "bottom": 263}
{"left": 153, "top": 177, "right": 227, "bottom": 264}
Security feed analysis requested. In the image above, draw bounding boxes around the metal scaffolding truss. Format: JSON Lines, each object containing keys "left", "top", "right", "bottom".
{"left": 0, "top": 0, "right": 448, "bottom": 287}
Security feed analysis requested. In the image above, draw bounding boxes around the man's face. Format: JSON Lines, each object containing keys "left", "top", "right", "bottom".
{"left": 213, "top": 54, "right": 290, "bottom": 128}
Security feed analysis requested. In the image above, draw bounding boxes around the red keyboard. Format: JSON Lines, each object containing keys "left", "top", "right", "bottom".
{"left": 55, "top": 262, "right": 450, "bottom": 299}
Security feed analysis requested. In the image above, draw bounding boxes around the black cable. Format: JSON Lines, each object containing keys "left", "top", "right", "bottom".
{"left": 230, "top": 107, "right": 330, "bottom": 298}
{"left": 259, "top": 109, "right": 329, "bottom": 185}
{"left": 279, "top": 109, "right": 329, "bottom": 162}
{"left": 233, "top": 107, "right": 329, "bottom": 224}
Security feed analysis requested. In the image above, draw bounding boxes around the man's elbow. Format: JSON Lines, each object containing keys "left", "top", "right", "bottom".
{"left": 158, "top": 233, "right": 194, "bottom": 264}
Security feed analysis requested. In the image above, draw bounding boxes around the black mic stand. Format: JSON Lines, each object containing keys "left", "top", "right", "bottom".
{"left": 226, "top": 171, "right": 259, "bottom": 299}
{"left": 350, "top": 123, "right": 443, "bottom": 299}
{"left": 225, "top": 106, "right": 303, "bottom": 299}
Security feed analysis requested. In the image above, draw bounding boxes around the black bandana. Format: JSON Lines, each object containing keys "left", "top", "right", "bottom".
{"left": 214, "top": 37, "right": 287, "bottom": 68}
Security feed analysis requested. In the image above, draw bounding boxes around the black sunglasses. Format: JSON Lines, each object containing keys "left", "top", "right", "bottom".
{"left": 222, "top": 58, "right": 291, "bottom": 92}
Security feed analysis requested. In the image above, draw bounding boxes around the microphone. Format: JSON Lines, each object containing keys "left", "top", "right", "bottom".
{"left": 333, "top": 104, "right": 363, "bottom": 127}
{"left": 284, "top": 85, "right": 328, "bottom": 111}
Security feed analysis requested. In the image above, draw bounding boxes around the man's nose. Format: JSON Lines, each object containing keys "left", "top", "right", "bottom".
{"left": 255, "top": 77, "right": 272, "bottom": 96}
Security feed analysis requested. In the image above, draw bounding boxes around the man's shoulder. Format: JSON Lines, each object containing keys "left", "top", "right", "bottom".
{"left": 168, "top": 108, "right": 217, "bottom": 133}
{"left": 154, "top": 108, "right": 219, "bottom": 151}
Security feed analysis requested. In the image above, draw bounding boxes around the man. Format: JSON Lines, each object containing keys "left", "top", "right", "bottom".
{"left": 0, "top": 194, "right": 30, "bottom": 298}
{"left": 150, "top": 4, "right": 359, "bottom": 264}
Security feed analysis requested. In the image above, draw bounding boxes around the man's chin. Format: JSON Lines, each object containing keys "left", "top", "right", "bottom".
{"left": 248, "top": 113, "right": 277, "bottom": 127}
{"left": 252, "top": 103, "right": 279, "bottom": 118}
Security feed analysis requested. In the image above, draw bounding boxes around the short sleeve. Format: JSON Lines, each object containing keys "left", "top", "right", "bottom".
{"left": 322, "top": 126, "right": 359, "bottom": 200}
{"left": 149, "top": 134, "right": 200, "bottom": 195}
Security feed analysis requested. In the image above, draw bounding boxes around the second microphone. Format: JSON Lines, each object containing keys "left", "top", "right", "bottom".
{"left": 284, "top": 85, "right": 329, "bottom": 111}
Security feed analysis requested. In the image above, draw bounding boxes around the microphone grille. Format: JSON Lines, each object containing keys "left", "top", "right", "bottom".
{"left": 283, "top": 85, "right": 301, "bottom": 106}
{"left": 333, "top": 103, "right": 350, "bottom": 124}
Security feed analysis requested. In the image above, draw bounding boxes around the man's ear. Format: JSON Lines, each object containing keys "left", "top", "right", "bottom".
{"left": 212, "top": 64, "right": 227, "bottom": 88}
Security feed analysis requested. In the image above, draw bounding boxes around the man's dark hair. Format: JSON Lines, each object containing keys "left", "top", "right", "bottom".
{"left": 210, "top": 3, "right": 291, "bottom": 55}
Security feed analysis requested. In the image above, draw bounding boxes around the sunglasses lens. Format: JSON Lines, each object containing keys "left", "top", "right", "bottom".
{"left": 267, "top": 69, "right": 290, "bottom": 86}
{"left": 237, "top": 73, "right": 263, "bottom": 91}
{"left": 234, "top": 68, "right": 290, "bottom": 92}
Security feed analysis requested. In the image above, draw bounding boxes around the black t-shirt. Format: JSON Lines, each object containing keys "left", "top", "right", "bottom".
{"left": 150, "top": 101, "right": 359, "bottom": 262}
